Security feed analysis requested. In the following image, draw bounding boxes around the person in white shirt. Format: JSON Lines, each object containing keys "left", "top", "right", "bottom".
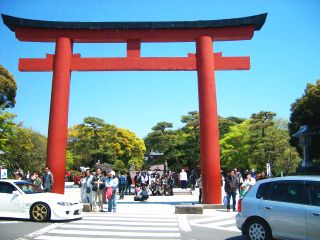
{"left": 240, "top": 173, "right": 256, "bottom": 198}
{"left": 179, "top": 169, "right": 188, "bottom": 189}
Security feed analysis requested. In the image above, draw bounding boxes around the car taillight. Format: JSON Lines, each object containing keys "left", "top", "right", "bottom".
{"left": 237, "top": 198, "right": 242, "bottom": 212}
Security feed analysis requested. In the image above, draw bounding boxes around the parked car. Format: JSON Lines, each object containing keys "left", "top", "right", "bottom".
{"left": 0, "top": 179, "right": 83, "bottom": 222}
{"left": 236, "top": 176, "right": 320, "bottom": 240}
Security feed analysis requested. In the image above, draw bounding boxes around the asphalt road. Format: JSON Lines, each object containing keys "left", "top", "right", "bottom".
{"left": 0, "top": 218, "right": 51, "bottom": 240}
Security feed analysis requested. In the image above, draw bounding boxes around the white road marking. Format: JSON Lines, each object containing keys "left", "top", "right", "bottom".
{"left": 85, "top": 213, "right": 176, "bottom": 218}
{"left": 36, "top": 236, "right": 181, "bottom": 240}
{"left": 82, "top": 216, "right": 177, "bottom": 222}
{"left": 177, "top": 215, "right": 191, "bottom": 232}
{"left": 23, "top": 223, "right": 63, "bottom": 239}
{"left": 59, "top": 223, "right": 179, "bottom": 231}
{"left": 189, "top": 215, "right": 240, "bottom": 232}
{"left": 0, "top": 221, "right": 19, "bottom": 224}
{"left": 48, "top": 229, "right": 181, "bottom": 237}
{"left": 77, "top": 220, "right": 178, "bottom": 226}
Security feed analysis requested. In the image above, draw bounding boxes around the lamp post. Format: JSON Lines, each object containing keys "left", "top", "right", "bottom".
{"left": 292, "top": 125, "right": 316, "bottom": 174}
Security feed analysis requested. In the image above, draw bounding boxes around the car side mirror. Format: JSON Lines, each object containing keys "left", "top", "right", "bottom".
{"left": 12, "top": 190, "right": 20, "bottom": 196}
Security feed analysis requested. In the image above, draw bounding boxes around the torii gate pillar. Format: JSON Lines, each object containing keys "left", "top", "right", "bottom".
{"left": 196, "top": 36, "right": 221, "bottom": 203}
{"left": 47, "top": 37, "right": 72, "bottom": 193}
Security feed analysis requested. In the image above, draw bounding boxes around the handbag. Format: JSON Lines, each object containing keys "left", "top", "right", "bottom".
{"left": 106, "top": 187, "right": 113, "bottom": 200}
{"left": 223, "top": 195, "right": 228, "bottom": 206}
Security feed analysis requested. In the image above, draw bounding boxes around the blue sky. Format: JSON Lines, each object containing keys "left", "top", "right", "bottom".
{"left": 0, "top": 0, "right": 319, "bottom": 138}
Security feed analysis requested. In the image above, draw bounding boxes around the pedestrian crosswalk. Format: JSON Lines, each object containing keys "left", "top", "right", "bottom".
{"left": 21, "top": 209, "right": 239, "bottom": 239}
{"left": 31, "top": 213, "right": 183, "bottom": 240}
{"left": 189, "top": 211, "right": 240, "bottom": 232}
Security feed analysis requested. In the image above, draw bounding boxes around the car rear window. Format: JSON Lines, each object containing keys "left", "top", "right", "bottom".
{"left": 307, "top": 181, "right": 320, "bottom": 207}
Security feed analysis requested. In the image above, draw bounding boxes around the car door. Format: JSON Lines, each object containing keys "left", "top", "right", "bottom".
{"left": 262, "top": 181, "right": 307, "bottom": 240}
{"left": 0, "top": 182, "right": 24, "bottom": 214}
{"left": 306, "top": 181, "right": 320, "bottom": 240}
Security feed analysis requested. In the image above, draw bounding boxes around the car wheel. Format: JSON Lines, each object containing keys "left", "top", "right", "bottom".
{"left": 244, "top": 218, "right": 272, "bottom": 240}
{"left": 30, "top": 202, "right": 51, "bottom": 222}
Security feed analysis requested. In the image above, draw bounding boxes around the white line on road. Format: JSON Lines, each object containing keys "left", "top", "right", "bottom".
{"left": 188, "top": 215, "right": 232, "bottom": 224}
{"left": 85, "top": 213, "right": 176, "bottom": 218}
{"left": 77, "top": 220, "right": 178, "bottom": 226}
{"left": 59, "top": 224, "right": 180, "bottom": 231}
{"left": 177, "top": 215, "right": 191, "bottom": 232}
{"left": 0, "top": 221, "right": 19, "bottom": 224}
{"left": 23, "top": 223, "right": 63, "bottom": 239}
{"left": 204, "top": 219, "right": 236, "bottom": 227}
{"left": 36, "top": 236, "right": 181, "bottom": 240}
{"left": 83, "top": 216, "right": 177, "bottom": 222}
{"left": 49, "top": 229, "right": 181, "bottom": 237}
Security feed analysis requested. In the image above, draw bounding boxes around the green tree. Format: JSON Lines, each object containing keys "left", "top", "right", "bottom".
{"left": 289, "top": 80, "right": 320, "bottom": 163}
{"left": 0, "top": 111, "right": 16, "bottom": 152}
{"left": 2, "top": 126, "right": 47, "bottom": 174}
{"left": 219, "top": 116, "right": 245, "bottom": 139}
{"left": 0, "top": 65, "right": 17, "bottom": 109}
{"left": 220, "top": 120, "right": 251, "bottom": 170}
{"left": 68, "top": 117, "right": 145, "bottom": 170}
{"left": 113, "top": 160, "right": 126, "bottom": 173}
{"left": 66, "top": 150, "right": 74, "bottom": 170}
{"left": 220, "top": 112, "right": 300, "bottom": 175}
{"left": 180, "top": 111, "right": 200, "bottom": 170}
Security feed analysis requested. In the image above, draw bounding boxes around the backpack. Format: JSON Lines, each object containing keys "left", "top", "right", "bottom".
{"left": 120, "top": 175, "right": 127, "bottom": 185}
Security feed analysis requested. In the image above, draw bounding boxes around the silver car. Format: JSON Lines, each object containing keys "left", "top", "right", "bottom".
{"left": 236, "top": 176, "right": 320, "bottom": 240}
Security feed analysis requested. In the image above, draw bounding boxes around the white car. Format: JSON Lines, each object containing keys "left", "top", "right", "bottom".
{"left": 236, "top": 176, "right": 320, "bottom": 240}
{"left": 0, "top": 179, "right": 83, "bottom": 222}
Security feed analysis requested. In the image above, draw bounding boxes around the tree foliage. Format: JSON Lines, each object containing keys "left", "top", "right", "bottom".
{"left": 144, "top": 112, "right": 246, "bottom": 172}
{"left": 289, "top": 80, "right": 320, "bottom": 162}
{"left": 0, "top": 65, "right": 17, "bottom": 109}
{"left": 67, "top": 117, "right": 146, "bottom": 172}
{"left": 220, "top": 111, "right": 300, "bottom": 175}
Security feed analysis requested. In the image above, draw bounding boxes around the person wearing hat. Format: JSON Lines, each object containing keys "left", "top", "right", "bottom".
{"left": 105, "top": 170, "right": 119, "bottom": 212}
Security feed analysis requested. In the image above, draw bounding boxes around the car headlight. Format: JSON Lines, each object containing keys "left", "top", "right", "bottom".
{"left": 57, "top": 202, "right": 74, "bottom": 206}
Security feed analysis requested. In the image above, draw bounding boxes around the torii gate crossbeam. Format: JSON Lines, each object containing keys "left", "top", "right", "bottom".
{"left": 2, "top": 13, "right": 267, "bottom": 204}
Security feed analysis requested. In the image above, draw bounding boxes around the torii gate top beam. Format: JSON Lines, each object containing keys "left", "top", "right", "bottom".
{"left": 2, "top": 13, "right": 267, "bottom": 43}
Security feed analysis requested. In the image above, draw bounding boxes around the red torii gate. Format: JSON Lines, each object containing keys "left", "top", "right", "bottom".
{"left": 2, "top": 13, "right": 266, "bottom": 204}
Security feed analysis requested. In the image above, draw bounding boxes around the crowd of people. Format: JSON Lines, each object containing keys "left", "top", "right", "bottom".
{"left": 12, "top": 166, "right": 54, "bottom": 192}
{"left": 223, "top": 168, "right": 267, "bottom": 212}
{"left": 9, "top": 165, "right": 268, "bottom": 213}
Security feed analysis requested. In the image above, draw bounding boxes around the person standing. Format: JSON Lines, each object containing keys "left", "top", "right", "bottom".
{"left": 33, "top": 172, "right": 43, "bottom": 191}
{"left": 189, "top": 170, "right": 197, "bottom": 190}
{"left": 43, "top": 167, "right": 54, "bottom": 192}
{"left": 118, "top": 172, "right": 127, "bottom": 200}
{"left": 179, "top": 169, "right": 188, "bottom": 189}
{"left": 240, "top": 172, "right": 256, "bottom": 198}
{"left": 224, "top": 170, "right": 239, "bottom": 211}
{"left": 91, "top": 168, "right": 105, "bottom": 212}
{"left": 82, "top": 169, "right": 94, "bottom": 203}
{"left": 168, "top": 172, "right": 175, "bottom": 196}
{"left": 105, "top": 170, "right": 119, "bottom": 212}
{"left": 197, "top": 175, "right": 202, "bottom": 203}
{"left": 125, "top": 172, "right": 132, "bottom": 195}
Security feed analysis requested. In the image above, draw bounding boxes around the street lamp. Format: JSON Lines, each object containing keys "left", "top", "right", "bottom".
{"left": 292, "top": 125, "right": 316, "bottom": 173}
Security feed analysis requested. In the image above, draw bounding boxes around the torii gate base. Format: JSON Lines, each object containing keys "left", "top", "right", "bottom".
{"left": 2, "top": 13, "right": 266, "bottom": 204}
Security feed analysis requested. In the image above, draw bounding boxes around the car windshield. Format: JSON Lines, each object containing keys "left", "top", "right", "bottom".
{"left": 15, "top": 181, "right": 44, "bottom": 194}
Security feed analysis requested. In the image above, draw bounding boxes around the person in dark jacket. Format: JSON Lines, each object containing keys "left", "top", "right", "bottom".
{"left": 43, "top": 167, "right": 54, "bottom": 192}
{"left": 125, "top": 172, "right": 132, "bottom": 195}
{"left": 224, "top": 169, "right": 239, "bottom": 211}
